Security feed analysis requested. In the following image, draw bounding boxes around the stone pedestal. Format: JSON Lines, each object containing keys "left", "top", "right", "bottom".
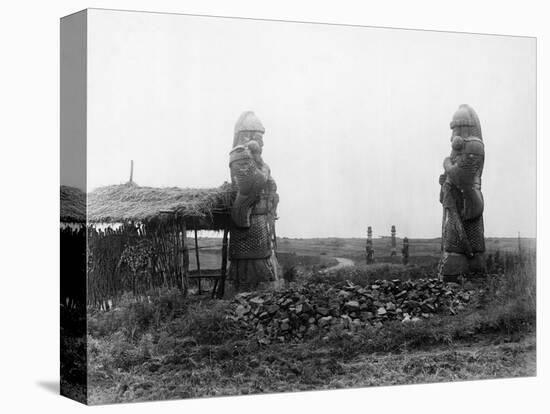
{"left": 439, "top": 252, "right": 486, "bottom": 282}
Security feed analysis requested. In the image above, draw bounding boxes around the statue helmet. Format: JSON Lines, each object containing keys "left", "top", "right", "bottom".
{"left": 234, "top": 111, "right": 265, "bottom": 134}
{"left": 450, "top": 104, "right": 482, "bottom": 140}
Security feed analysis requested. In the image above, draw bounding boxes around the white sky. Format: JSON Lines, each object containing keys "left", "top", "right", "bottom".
{"left": 86, "top": 9, "right": 536, "bottom": 238}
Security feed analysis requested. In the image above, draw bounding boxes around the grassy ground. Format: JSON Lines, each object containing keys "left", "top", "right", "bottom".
{"left": 194, "top": 236, "right": 535, "bottom": 269}
{"left": 88, "top": 329, "right": 535, "bottom": 404}
{"left": 86, "top": 250, "right": 536, "bottom": 405}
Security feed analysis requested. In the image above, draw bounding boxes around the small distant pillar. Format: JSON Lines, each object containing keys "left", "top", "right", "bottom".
{"left": 390, "top": 225, "right": 397, "bottom": 256}
{"left": 517, "top": 232, "right": 523, "bottom": 265}
{"left": 366, "top": 226, "right": 374, "bottom": 264}
{"left": 402, "top": 237, "right": 409, "bottom": 265}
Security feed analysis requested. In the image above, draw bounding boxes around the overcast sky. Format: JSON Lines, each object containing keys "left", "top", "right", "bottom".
{"left": 85, "top": 9, "right": 536, "bottom": 238}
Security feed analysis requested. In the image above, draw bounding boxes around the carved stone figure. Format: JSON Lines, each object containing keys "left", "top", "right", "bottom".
{"left": 390, "top": 225, "right": 397, "bottom": 256}
{"left": 366, "top": 226, "right": 374, "bottom": 265}
{"left": 401, "top": 237, "right": 409, "bottom": 265}
{"left": 439, "top": 104, "right": 486, "bottom": 280}
{"left": 228, "top": 111, "right": 280, "bottom": 290}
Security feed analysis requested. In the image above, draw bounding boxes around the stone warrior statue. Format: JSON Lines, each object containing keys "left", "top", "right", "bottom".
{"left": 390, "top": 225, "right": 397, "bottom": 256}
{"left": 439, "top": 104, "right": 486, "bottom": 280}
{"left": 228, "top": 111, "right": 280, "bottom": 290}
{"left": 401, "top": 237, "right": 409, "bottom": 265}
{"left": 366, "top": 226, "right": 374, "bottom": 265}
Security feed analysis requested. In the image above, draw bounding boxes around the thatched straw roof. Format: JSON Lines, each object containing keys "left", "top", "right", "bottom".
{"left": 60, "top": 185, "right": 86, "bottom": 223}
{"left": 87, "top": 182, "right": 233, "bottom": 227}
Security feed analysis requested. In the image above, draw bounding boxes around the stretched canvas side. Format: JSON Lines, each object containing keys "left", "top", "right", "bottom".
{"left": 60, "top": 9, "right": 88, "bottom": 405}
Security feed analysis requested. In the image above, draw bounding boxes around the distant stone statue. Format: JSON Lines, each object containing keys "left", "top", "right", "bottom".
{"left": 401, "top": 237, "right": 409, "bottom": 265}
{"left": 390, "top": 225, "right": 397, "bottom": 256}
{"left": 228, "top": 111, "right": 280, "bottom": 290}
{"left": 439, "top": 104, "right": 486, "bottom": 280}
{"left": 366, "top": 226, "right": 374, "bottom": 264}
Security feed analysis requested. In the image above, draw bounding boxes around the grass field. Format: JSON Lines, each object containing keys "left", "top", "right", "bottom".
{"left": 86, "top": 238, "right": 536, "bottom": 404}
{"left": 191, "top": 236, "right": 535, "bottom": 270}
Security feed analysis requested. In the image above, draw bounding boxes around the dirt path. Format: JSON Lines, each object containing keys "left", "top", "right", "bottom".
{"left": 323, "top": 257, "right": 355, "bottom": 273}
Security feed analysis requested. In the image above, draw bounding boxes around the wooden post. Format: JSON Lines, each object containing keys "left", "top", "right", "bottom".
{"left": 217, "top": 227, "right": 229, "bottom": 298}
{"left": 194, "top": 227, "right": 201, "bottom": 293}
{"left": 182, "top": 224, "right": 189, "bottom": 296}
{"left": 517, "top": 231, "right": 522, "bottom": 265}
{"left": 129, "top": 160, "right": 134, "bottom": 183}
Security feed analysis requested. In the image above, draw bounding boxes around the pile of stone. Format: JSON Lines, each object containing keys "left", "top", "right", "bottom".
{"left": 227, "top": 279, "right": 472, "bottom": 343}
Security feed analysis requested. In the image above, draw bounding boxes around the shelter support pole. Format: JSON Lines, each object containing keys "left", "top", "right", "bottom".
{"left": 194, "top": 227, "right": 201, "bottom": 293}
{"left": 217, "top": 227, "right": 229, "bottom": 299}
{"left": 181, "top": 223, "right": 188, "bottom": 296}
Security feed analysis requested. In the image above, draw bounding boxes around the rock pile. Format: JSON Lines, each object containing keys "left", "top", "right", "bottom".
{"left": 227, "top": 279, "right": 472, "bottom": 343}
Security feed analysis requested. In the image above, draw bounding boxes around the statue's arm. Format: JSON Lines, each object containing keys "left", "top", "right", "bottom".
{"left": 230, "top": 157, "right": 268, "bottom": 228}
{"left": 443, "top": 156, "right": 464, "bottom": 186}
{"left": 443, "top": 156, "right": 456, "bottom": 174}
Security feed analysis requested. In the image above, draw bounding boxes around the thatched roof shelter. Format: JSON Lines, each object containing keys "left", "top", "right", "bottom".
{"left": 60, "top": 185, "right": 86, "bottom": 223}
{"left": 87, "top": 182, "right": 233, "bottom": 230}
{"left": 61, "top": 182, "right": 235, "bottom": 301}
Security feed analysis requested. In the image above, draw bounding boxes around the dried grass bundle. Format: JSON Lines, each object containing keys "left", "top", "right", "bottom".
{"left": 87, "top": 181, "right": 233, "bottom": 223}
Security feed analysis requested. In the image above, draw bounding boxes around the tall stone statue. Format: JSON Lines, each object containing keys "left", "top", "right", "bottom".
{"left": 390, "top": 225, "right": 397, "bottom": 256}
{"left": 366, "top": 226, "right": 374, "bottom": 265}
{"left": 228, "top": 111, "right": 280, "bottom": 290}
{"left": 439, "top": 104, "right": 486, "bottom": 280}
{"left": 401, "top": 237, "right": 409, "bottom": 265}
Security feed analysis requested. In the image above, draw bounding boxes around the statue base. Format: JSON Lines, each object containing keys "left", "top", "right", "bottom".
{"left": 439, "top": 252, "right": 486, "bottom": 282}
{"left": 228, "top": 250, "right": 281, "bottom": 292}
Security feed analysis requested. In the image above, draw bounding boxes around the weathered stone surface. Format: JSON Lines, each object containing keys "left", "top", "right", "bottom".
{"left": 229, "top": 111, "right": 281, "bottom": 290}
{"left": 250, "top": 297, "right": 264, "bottom": 305}
{"left": 439, "top": 104, "right": 486, "bottom": 280}
{"left": 345, "top": 300, "right": 360, "bottom": 310}
{"left": 227, "top": 278, "right": 473, "bottom": 343}
{"left": 267, "top": 304, "right": 279, "bottom": 314}
{"left": 366, "top": 226, "right": 375, "bottom": 265}
{"left": 318, "top": 316, "right": 333, "bottom": 327}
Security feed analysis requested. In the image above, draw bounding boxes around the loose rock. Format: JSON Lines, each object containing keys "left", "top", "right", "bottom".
{"left": 227, "top": 278, "right": 473, "bottom": 343}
